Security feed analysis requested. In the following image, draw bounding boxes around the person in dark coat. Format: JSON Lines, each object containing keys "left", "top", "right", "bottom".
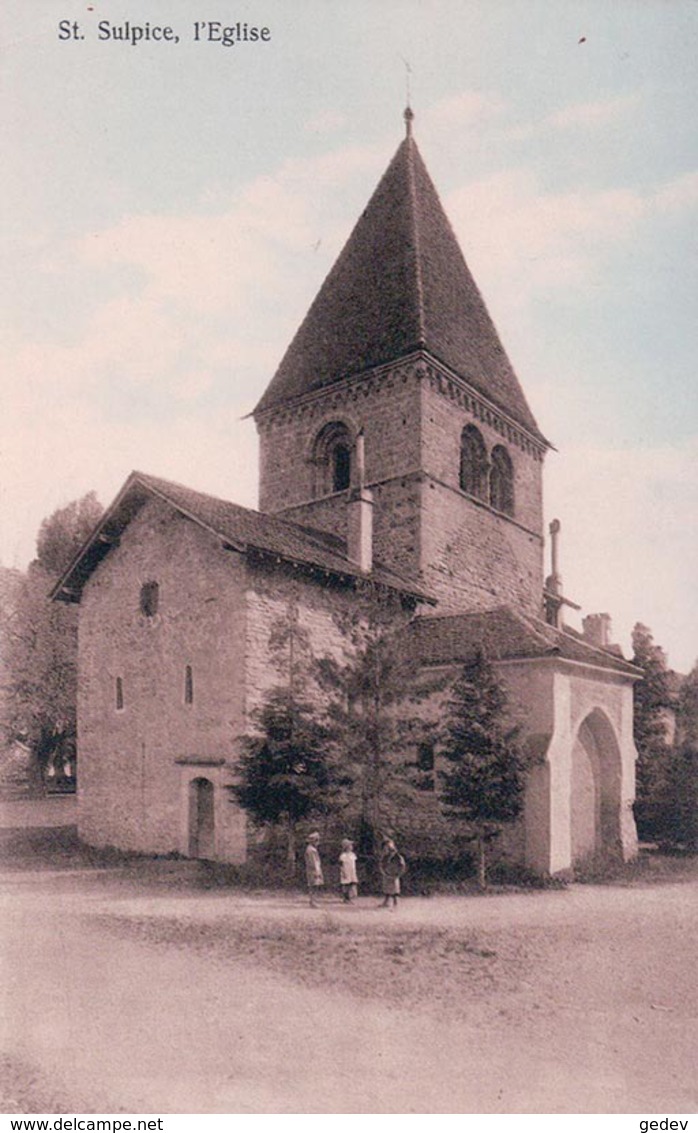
{"left": 379, "top": 837, "right": 405, "bottom": 909}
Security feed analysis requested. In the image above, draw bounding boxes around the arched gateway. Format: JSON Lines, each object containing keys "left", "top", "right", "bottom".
{"left": 571, "top": 709, "right": 622, "bottom": 863}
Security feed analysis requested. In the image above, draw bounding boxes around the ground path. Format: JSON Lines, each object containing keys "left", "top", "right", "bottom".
{"left": 1, "top": 813, "right": 696, "bottom": 1113}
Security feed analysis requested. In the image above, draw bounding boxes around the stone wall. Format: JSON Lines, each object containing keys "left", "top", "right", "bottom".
{"left": 78, "top": 497, "right": 247, "bottom": 858}
{"left": 257, "top": 356, "right": 546, "bottom": 615}
{"left": 417, "top": 478, "right": 544, "bottom": 615}
{"left": 500, "top": 659, "right": 638, "bottom": 874}
{"left": 243, "top": 561, "right": 389, "bottom": 716}
{"left": 257, "top": 362, "right": 422, "bottom": 520}
{"left": 77, "top": 496, "right": 413, "bottom": 863}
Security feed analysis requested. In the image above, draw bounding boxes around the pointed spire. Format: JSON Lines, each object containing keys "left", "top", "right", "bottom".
{"left": 255, "top": 122, "right": 544, "bottom": 440}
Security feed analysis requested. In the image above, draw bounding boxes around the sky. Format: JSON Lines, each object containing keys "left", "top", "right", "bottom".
{"left": 1, "top": 0, "right": 696, "bottom": 671}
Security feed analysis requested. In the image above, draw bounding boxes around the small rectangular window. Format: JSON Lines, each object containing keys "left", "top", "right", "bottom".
{"left": 184, "top": 664, "right": 193, "bottom": 705}
{"left": 140, "top": 581, "right": 159, "bottom": 618}
{"left": 115, "top": 676, "right": 124, "bottom": 710}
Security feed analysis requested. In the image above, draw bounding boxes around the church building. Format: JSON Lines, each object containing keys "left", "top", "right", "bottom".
{"left": 53, "top": 111, "right": 639, "bottom": 876}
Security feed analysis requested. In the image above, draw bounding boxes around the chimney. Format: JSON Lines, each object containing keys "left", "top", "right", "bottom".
{"left": 347, "top": 429, "right": 374, "bottom": 573}
{"left": 582, "top": 613, "right": 612, "bottom": 649}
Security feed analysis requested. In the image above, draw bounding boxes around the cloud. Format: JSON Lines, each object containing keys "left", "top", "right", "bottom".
{"left": 1, "top": 138, "right": 384, "bottom": 570}
{"left": 425, "top": 90, "right": 506, "bottom": 132}
{"left": 507, "top": 93, "right": 641, "bottom": 141}
{"left": 303, "top": 109, "right": 348, "bottom": 135}
{"left": 446, "top": 168, "right": 646, "bottom": 306}
{"left": 546, "top": 436, "right": 698, "bottom": 672}
{"left": 653, "top": 170, "right": 698, "bottom": 214}
{"left": 0, "top": 383, "right": 259, "bottom": 570}
{"left": 547, "top": 93, "right": 641, "bottom": 130}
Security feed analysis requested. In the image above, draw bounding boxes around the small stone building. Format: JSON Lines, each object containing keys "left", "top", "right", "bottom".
{"left": 53, "top": 113, "right": 639, "bottom": 875}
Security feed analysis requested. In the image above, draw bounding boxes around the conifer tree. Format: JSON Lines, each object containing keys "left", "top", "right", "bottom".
{"left": 231, "top": 688, "right": 340, "bottom": 872}
{"left": 231, "top": 598, "right": 345, "bottom": 872}
{"left": 438, "top": 652, "right": 527, "bottom": 889}
{"left": 316, "top": 614, "right": 441, "bottom": 870}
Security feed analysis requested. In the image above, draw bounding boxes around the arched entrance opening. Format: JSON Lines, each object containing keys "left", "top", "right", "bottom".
{"left": 188, "top": 777, "right": 215, "bottom": 860}
{"left": 571, "top": 709, "right": 622, "bottom": 864}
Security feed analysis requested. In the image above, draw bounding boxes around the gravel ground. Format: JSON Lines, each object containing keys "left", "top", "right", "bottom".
{"left": 2, "top": 844, "right": 697, "bottom": 1114}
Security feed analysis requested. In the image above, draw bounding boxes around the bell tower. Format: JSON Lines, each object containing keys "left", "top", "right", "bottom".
{"left": 254, "top": 112, "right": 550, "bottom": 617}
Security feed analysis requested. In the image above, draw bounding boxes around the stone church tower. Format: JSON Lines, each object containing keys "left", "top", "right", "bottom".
{"left": 255, "top": 109, "right": 548, "bottom": 617}
{"left": 54, "top": 110, "right": 640, "bottom": 876}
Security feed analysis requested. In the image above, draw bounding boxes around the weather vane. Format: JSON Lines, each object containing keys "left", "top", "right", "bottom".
{"left": 400, "top": 55, "right": 412, "bottom": 109}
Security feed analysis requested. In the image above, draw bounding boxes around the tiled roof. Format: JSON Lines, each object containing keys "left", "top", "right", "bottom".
{"left": 52, "top": 472, "right": 433, "bottom": 604}
{"left": 406, "top": 606, "right": 640, "bottom": 677}
{"left": 255, "top": 130, "right": 544, "bottom": 441}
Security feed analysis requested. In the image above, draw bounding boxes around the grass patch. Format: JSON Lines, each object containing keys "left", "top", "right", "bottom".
{"left": 91, "top": 910, "right": 525, "bottom": 1019}
{"left": 573, "top": 847, "right": 698, "bottom": 886}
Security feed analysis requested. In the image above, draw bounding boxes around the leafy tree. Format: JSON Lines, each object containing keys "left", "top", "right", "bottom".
{"left": 662, "top": 661, "right": 698, "bottom": 848}
{"left": 676, "top": 660, "right": 698, "bottom": 749}
{"left": 438, "top": 652, "right": 527, "bottom": 889}
{"left": 36, "top": 492, "right": 102, "bottom": 576}
{"left": 1, "top": 492, "right": 102, "bottom": 789}
{"left": 663, "top": 743, "right": 698, "bottom": 848}
{"left": 631, "top": 623, "right": 674, "bottom": 840}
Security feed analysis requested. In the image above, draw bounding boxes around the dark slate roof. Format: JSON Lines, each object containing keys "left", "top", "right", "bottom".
{"left": 51, "top": 471, "right": 433, "bottom": 605}
{"left": 406, "top": 606, "right": 640, "bottom": 677}
{"left": 255, "top": 127, "right": 543, "bottom": 440}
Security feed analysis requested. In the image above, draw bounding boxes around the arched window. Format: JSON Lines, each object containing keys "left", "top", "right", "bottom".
{"left": 459, "top": 425, "right": 488, "bottom": 500}
{"left": 312, "top": 421, "right": 353, "bottom": 496}
{"left": 332, "top": 441, "right": 351, "bottom": 492}
{"left": 490, "top": 446, "right": 515, "bottom": 516}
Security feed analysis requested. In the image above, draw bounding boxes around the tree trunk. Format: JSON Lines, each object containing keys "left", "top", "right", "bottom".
{"left": 476, "top": 831, "right": 487, "bottom": 891}
{"left": 286, "top": 815, "right": 297, "bottom": 877}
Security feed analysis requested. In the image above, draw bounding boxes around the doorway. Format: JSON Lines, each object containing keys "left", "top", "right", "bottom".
{"left": 188, "top": 777, "right": 215, "bottom": 860}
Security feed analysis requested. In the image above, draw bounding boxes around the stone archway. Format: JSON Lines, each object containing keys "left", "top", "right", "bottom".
{"left": 188, "top": 777, "right": 215, "bottom": 860}
{"left": 571, "top": 709, "right": 622, "bottom": 864}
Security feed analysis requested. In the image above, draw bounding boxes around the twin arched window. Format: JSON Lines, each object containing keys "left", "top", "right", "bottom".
{"left": 459, "top": 425, "right": 489, "bottom": 501}
{"left": 490, "top": 446, "right": 514, "bottom": 515}
{"left": 313, "top": 421, "right": 352, "bottom": 495}
{"left": 460, "top": 426, "right": 515, "bottom": 517}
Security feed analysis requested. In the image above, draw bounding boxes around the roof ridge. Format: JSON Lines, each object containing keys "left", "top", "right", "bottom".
{"left": 405, "top": 136, "right": 426, "bottom": 346}
{"left": 52, "top": 470, "right": 434, "bottom": 605}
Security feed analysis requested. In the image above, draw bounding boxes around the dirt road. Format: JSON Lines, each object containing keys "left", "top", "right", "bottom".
{"left": 1, "top": 853, "right": 696, "bottom": 1114}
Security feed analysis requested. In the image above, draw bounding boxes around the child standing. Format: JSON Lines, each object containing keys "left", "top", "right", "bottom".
{"left": 379, "top": 837, "right": 405, "bottom": 909}
{"left": 304, "top": 831, "right": 324, "bottom": 907}
{"left": 339, "top": 838, "right": 358, "bottom": 903}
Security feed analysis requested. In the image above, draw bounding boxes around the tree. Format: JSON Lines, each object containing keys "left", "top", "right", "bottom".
{"left": 231, "top": 688, "right": 341, "bottom": 872}
{"left": 663, "top": 661, "right": 698, "bottom": 848}
{"left": 631, "top": 623, "right": 674, "bottom": 840}
{"left": 1, "top": 492, "right": 102, "bottom": 789}
{"left": 676, "top": 660, "right": 698, "bottom": 749}
{"left": 438, "top": 652, "right": 528, "bottom": 889}
{"left": 231, "top": 599, "right": 346, "bottom": 872}
{"left": 317, "top": 620, "right": 440, "bottom": 870}
{"left": 35, "top": 492, "right": 102, "bottom": 576}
